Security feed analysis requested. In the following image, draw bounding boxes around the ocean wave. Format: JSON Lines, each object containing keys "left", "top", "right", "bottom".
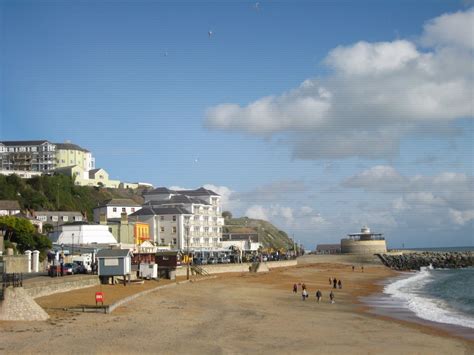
{"left": 384, "top": 269, "right": 474, "bottom": 329}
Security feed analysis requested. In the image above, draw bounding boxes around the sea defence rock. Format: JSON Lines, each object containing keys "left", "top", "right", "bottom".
{"left": 377, "top": 252, "right": 473, "bottom": 271}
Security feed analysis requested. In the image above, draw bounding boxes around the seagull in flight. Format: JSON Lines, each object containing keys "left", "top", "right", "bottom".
{"left": 208, "top": 30, "right": 213, "bottom": 38}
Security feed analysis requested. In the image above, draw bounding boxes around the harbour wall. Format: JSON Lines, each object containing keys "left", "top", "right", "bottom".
{"left": 377, "top": 251, "right": 473, "bottom": 271}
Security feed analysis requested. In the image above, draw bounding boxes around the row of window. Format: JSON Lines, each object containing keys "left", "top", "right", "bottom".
{"left": 112, "top": 207, "right": 136, "bottom": 213}
{"left": 36, "top": 215, "right": 82, "bottom": 222}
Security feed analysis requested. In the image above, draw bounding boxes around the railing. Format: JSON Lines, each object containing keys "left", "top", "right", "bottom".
{"left": 1, "top": 273, "right": 23, "bottom": 300}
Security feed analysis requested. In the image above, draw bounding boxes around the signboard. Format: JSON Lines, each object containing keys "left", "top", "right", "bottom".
{"left": 95, "top": 292, "right": 104, "bottom": 305}
{"left": 104, "top": 258, "right": 119, "bottom": 266}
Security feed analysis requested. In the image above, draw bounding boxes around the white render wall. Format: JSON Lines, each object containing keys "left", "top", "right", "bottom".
{"left": 93, "top": 205, "right": 142, "bottom": 222}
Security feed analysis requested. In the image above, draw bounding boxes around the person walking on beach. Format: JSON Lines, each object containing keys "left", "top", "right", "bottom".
{"left": 316, "top": 290, "right": 322, "bottom": 303}
{"left": 329, "top": 291, "right": 335, "bottom": 304}
{"left": 293, "top": 283, "right": 298, "bottom": 293}
{"left": 302, "top": 283, "right": 307, "bottom": 291}
{"left": 352, "top": 265, "right": 355, "bottom": 272}
{"left": 329, "top": 277, "right": 332, "bottom": 285}
{"left": 302, "top": 288, "right": 308, "bottom": 301}
{"left": 338, "top": 280, "right": 342, "bottom": 289}
{"left": 333, "top": 278, "right": 337, "bottom": 289}
{"left": 361, "top": 265, "right": 364, "bottom": 272}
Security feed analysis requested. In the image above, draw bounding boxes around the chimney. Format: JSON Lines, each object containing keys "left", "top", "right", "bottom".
{"left": 99, "top": 213, "right": 107, "bottom": 225}
{"left": 121, "top": 212, "right": 128, "bottom": 225}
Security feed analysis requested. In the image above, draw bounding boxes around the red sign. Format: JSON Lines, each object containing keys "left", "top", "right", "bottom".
{"left": 95, "top": 292, "right": 104, "bottom": 305}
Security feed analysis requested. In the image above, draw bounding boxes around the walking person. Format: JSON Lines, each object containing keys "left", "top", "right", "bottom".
{"left": 352, "top": 265, "right": 355, "bottom": 272}
{"left": 302, "top": 288, "right": 308, "bottom": 301}
{"left": 293, "top": 283, "right": 298, "bottom": 293}
{"left": 316, "top": 290, "right": 322, "bottom": 303}
{"left": 330, "top": 291, "right": 335, "bottom": 304}
{"left": 361, "top": 265, "right": 364, "bottom": 272}
{"left": 329, "top": 277, "right": 332, "bottom": 285}
{"left": 333, "top": 278, "right": 337, "bottom": 289}
{"left": 338, "top": 280, "right": 342, "bottom": 289}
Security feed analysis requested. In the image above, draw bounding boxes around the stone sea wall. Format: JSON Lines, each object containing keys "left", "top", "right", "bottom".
{"left": 377, "top": 252, "right": 473, "bottom": 271}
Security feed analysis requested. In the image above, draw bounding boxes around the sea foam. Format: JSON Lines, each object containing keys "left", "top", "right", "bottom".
{"left": 384, "top": 268, "right": 474, "bottom": 329}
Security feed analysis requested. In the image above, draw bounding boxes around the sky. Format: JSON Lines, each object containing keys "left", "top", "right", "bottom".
{"left": 1, "top": 0, "right": 473, "bottom": 248}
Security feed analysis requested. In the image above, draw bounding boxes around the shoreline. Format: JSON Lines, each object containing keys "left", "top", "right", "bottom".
{"left": 359, "top": 269, "right": 474, "bottom": 342}
{"left": 1, "top": 257, "right": 473, "bottom": 354}
{"left": 358, "top": 271, "right": 474, "bottom": 344}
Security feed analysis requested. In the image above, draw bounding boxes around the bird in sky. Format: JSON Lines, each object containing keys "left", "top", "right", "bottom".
{"left": 208, "top": 30, "right": 213, "bottom": 38}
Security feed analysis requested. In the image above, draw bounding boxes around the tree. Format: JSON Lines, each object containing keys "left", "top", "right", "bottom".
{"left": 0, "top": 216, "right": 51, "bottom": 254}
{"left": 222, "top": 211, "right": 233, "bottom": 220}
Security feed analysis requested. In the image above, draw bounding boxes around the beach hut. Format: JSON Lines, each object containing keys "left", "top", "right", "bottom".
{"left": 155, "top": 251, "right": 182, "bottom": 280}
{"left": 97, "top": 248, "right": 132, "bottom": 284}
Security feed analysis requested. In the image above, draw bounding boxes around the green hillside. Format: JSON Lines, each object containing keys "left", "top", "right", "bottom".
{"left": 223, "top": 216, "right": 295, "bottom": 251}
{"left": 0, "top": 174, "right": 146, "bottom": 220}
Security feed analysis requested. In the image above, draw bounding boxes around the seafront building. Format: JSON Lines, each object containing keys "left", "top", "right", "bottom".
{"left": 93, "top": 199, "right": 142, "bottom": 222}
{"left": 137, "top": 187, "right": 225, "bottom": 252}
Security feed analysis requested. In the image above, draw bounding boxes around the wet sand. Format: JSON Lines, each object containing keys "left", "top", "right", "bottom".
{"left": 0, "top": 259, "right": 472, "bottom": 354}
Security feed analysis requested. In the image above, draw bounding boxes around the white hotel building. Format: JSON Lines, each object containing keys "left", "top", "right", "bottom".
{"left": 135, "top": 187, "right": 225, "bottom": 251}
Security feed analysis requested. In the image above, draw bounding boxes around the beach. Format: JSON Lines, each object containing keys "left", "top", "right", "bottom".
{"left": 1, "top": 256, "right": 472, "bottom": 354}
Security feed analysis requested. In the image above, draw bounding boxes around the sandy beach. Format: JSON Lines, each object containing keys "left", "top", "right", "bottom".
{"left": 1, "top": 257, "right": 472, "bottom": 354}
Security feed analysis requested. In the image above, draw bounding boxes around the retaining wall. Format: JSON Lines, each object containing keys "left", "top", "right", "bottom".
{"left": 0, "top": 287, "right": 49, "bottom": 321}
{"left": 175, "top": 260, "right": 297, "bottom": 276}
{"left": 2, "top": 255, "right": 29, "bottom": 273}
{"left": 23, "top": 275, "right": 100, "bottom": 299}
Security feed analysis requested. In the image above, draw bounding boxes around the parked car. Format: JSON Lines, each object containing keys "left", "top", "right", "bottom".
{"left": 218, "top": 257, "right": 230, "bottom": 264}
{"left": 63, "top": 263, "right": 74, "bottom": 275}
{"left": 207, "top": 257, "right": 218, "bottom": 264}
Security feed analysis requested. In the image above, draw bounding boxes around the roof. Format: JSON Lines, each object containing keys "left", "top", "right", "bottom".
{"left": 0, "top": 200, "right": 21, "bottom": 210}
{"left": 97, "top": 248, "right": 132, "bottom": 258}
{"left": 129, "top": 206, "right": 191, "bottom": 217}
{"left": 144, "top": 186, "right": 219, "bottom": 197}
{"left": 0, "top": 140, "right": 51, "bottom": 146}
{"left": 175, "top": 187, "right": 219, "bottom": 196}
{"left": 146, "top": 195, "right": 210, "bottom": 206}
{"left": 96, "top": 199, "right": 141, "bottom": 208}
{"left": 55, "top": 142, "right": 89, "bottom": 153}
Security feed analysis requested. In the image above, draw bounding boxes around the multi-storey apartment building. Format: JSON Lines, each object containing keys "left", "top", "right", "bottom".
{"left": 0, "top": 140, "right": 95, "bottom": 175}
{"left": 142, "top": 187, "right": 224, "bottom": 251}
{"left": 0, "top": 140, "right": 56, "bottom": 172}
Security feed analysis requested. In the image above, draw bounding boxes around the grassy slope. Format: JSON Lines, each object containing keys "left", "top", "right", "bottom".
{"left": 0, "top": 174, "right": 145, "bottom": 220}
{"left": 223, "top": 216, "right": 294, "bottom": 251}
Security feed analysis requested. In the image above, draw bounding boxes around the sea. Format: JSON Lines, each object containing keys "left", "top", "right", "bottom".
{"left": 365, "top": 246, "right": 474, "bottom": 338}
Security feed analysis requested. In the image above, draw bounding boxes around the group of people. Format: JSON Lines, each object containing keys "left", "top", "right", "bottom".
{"left": 293, "top": 282, "right": 335, "bottom": 304}
{"left": 329, "top": 277, "right": 342, "bottom": 289}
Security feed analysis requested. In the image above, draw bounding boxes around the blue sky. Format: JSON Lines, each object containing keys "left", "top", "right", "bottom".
{"left": 1, "top": 0, "right": 473, "bottom": 248}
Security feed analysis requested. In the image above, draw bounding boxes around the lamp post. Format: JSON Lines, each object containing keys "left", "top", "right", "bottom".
{"left": 185, "top": 218, "right": 190, "bottom": 280}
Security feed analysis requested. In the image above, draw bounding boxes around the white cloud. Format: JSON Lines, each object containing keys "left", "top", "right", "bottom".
{"left": 449, "top": 209, "right": 474, "bottom": 225}
{"left": 421, "top": 8, "right": 474, "bottom": 50}
{"left": 205, "top": 8, "right": 474, "bottom": 159}
{"left": 245, "top": 205, "right": 269, "bottom": 220}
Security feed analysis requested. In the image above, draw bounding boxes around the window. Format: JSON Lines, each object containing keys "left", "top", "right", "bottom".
{"left": 172, "top": 227, "right": 176, "bottom": 234}
{"left": 172, "top": 215, "right": 176, "bottom": 221}
{"left": 122, "top": 208, "right": 126, "bottom": 212}
{"left": 113, "top": 208, "right": 117, "bottom": 212}
{"left": 173, "top": 238, "right": 177, "bottom": 245}
{"left": 62, "top": 216, "right": 69, "bottom": 222}
{"left": 161, "top": 226, "right": 165, "bottom": 232}
{"left": 160, "top": 216, "right": 164, "bottom": 221}
{"left": 131, "top": 208, "right": 135, "bottom": 212}
{"left": 161, "top": 238, "right": 165, "bottom": 244}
